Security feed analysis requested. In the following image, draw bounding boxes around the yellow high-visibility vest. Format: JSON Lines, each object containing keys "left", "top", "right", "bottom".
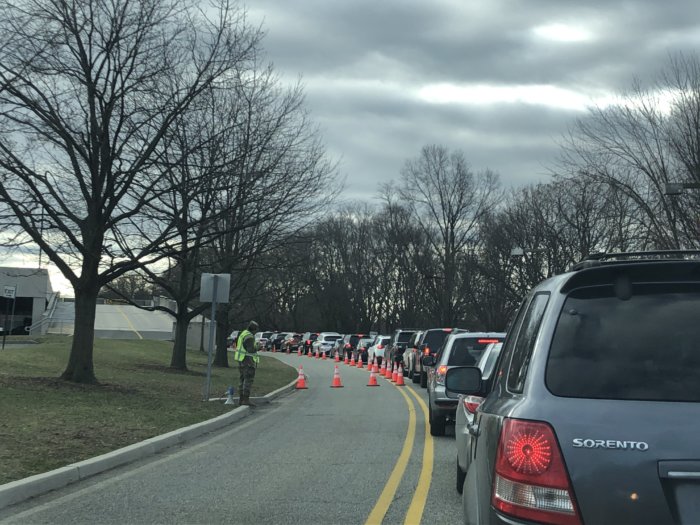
{"left": 234, "top": 330, "right": 259, "bottom": 364}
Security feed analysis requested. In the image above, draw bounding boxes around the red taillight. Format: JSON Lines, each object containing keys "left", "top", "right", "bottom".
{"left": 493, "top": 419, "right": 581, "bottom": 525}
{"left": 344, "top": 344, "right": 351, "bottom": 349}
{"left": 478, "top": 338, "right": 501, "bottom": 344}
{"left": 463, "top": 395, "right": 483, "bottom": 414}
{"left": 306, "top": 340, "right": 311, "bottom": 344}
{"left": 423, "top": 347, "right": 430, "bottom": 355}
{"left": 436, "top": 365, "right": 448, "bottom": 384}
{"left": 442, "top": 328, "right": 453, "bottom": 332}
{"left": 377, "top": 345, "right": 384, "bottom": 350}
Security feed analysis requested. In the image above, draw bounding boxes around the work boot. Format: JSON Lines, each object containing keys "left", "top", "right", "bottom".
{"left": 238, "top": 393, "right": 250, "bottom": 406}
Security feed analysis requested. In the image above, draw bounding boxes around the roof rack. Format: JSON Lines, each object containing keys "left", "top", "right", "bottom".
{"left": 571, "top": 250, "right": 700, "bottom": 271}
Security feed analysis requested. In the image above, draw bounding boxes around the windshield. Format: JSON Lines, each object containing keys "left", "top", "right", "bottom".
{"left": 547, "top": 283, "right": 700, "bottom": 402}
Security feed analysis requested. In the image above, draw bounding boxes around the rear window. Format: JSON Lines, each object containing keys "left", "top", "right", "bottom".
{"left": 349, "top": 335, "right": 360, "bottom": 345}
{"left": 422, "top": 330, "right": 451, "bottom": 352}
{"left": 396, "top": 331, "right": 414, "bottom": 343}
{"left": 323, "top": 335, "right": 341, "bottom": 342}
{"left": 309, "top": 334, "right": 318, "bottom": 341}
{"left": 446, "top": 337, "right": 500, "bottom": 366}
{"left": 547, "top": 283, "right": 700, "bottom": 402}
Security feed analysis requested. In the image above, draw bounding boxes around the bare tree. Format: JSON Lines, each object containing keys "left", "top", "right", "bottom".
{"left": 0, "top": 0, "right": 261, "bottom": 382}
{"left": 558, "top": 53, "right": 700, "bottom": 250}
{"left": 398, "top": 145, "right": 502, "bottom": 325}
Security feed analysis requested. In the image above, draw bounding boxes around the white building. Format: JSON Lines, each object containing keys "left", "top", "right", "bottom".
{"left": 0, "top": 267, "right": 54, "bottom": 335}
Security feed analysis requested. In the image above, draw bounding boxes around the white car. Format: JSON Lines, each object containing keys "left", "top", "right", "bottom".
{"left": 312, "top": 332, "right": 343, "bottom": 356}
{"left": 368, "top": 335, "right": 391, "bottom": 365}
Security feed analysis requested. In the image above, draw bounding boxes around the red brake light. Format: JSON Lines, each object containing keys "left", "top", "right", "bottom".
{"left": 423, "top": 347, "right": 430, "bottom": 355}
{"left": 493, "top": 419, "right": 581, "bottom": 525}
{"left": 442, "top": 328, "right": 453, "bottom": 332}
{"left": 377, "top": 345, "right": 384, "bottom": 350}
{"left": 463, "top": 395, "right": 483, "bottom": 414}
{"left": 478, "top": 338, "right": 500, "bottom": 344}
{"left": 437, "top": 365, "right": 448, "bottom": 376}
{"left": 306, "top": 340, "right": 311, "bottom": 344}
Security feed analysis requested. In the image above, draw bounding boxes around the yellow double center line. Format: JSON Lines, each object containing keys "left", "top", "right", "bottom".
{"left": 365, "top": 384, "right": 434, "bottom": 525}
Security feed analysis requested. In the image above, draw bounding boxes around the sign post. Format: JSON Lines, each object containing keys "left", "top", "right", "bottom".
{"left": 200, "top": 274, "right": 230, "bottom": 401}
{"left": 2, "top": 286, "right": 16, "bottom": 350}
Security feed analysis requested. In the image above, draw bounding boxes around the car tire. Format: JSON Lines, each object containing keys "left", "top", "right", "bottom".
{"left": 429, "top": 405, "right": 446, "bottom": 436}
{"left": 456, "top": 461, "right": 466, "bottom": 494}
{"left": 420, "top": 370, "right": 427, "bottom": 388}
{"left": 411, "top": 366, "right": 420, "bottom": 383}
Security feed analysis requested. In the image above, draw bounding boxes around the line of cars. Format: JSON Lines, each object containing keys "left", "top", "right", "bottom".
{"left": 440, "top": 251, "right": 700, "bottom": 524}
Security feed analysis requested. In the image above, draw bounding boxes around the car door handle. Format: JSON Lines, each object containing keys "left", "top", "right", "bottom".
{"left": 467, "top": 423, "right": 480, "bottom": 437}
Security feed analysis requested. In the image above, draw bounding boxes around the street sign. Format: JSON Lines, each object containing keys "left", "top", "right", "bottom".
{"left": 199, "top": 274, "right": 230, "bottom": 303}
{"left": 3, "top": 286, "right": 16, "bottom": 299}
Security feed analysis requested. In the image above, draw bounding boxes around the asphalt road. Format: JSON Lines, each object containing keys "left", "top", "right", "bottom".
{"left": 0, "top": 353, "right": 464, "bottom": 525}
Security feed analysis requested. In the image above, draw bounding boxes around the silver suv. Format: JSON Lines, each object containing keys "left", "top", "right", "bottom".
{"left": 423, "top": 332, "right": 505, "bottom": 436}
{"left": 446, "top": 251, "right": 700, "bottom": 525}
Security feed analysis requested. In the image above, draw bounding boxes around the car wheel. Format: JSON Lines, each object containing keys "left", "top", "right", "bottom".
{"left": 456, "top": 461, "right": 466, "bottom": 494}
{"left": 411, "top": 366, "right": 420, "bottom": 383}
{"left": 429, "top": 405, "right": 446, "bottom": 436}
{"left": 420, "top": 370, "right": 427, "bottom": 388}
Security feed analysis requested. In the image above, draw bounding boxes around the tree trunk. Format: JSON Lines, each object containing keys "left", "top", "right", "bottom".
{"left": 61, "top": 286, "right": 99, "bottom": 383}
{"left": 170, "top": 309, "right": 191, "bottom": 370}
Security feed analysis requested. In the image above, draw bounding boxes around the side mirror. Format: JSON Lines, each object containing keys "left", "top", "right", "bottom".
{"left": 421, "top": 355, "right": 436, "bottom": 367}
{"left": 445, "top": 367, "right": 482, "bottom": 395}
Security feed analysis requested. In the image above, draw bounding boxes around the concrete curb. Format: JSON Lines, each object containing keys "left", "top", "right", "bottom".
{"left": 0, "top": 377, "right": 298, "bottom": 512}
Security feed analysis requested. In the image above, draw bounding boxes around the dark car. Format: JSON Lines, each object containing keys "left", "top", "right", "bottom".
{"left": 340, "top": 333, "right": 363, "bottom": 361}
{"left": 269, "top": 332, "right": 290, "bottom": 351}
{"left": 386, "top": 328, "right": 417, "bottom": 371}
{"left": 445, "top": 251, "right": 700, "bottom": 525}
{"left": 412, "top": 327, "right": 466, "bottom": 388}
{"left": 283, "top": 332, "right": 303, "bottom": 352}
{"left": 423, "top": 332, "right": 505, "bottom": 436}
{"left": 300, "top": 332, "right": 319, "bottom": 355}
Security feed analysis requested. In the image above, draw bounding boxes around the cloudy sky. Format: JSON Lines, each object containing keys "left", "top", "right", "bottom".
{"left": 247, "top": 0, "right": 700, "bottom": 200}
{"left": 10, "top": 0, "right": 700, "bottom": 296}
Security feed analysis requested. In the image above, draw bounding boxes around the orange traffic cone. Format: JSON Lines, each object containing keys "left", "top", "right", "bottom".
{"left": 315, "top": 349, "right": 320, "bottom": 359}
{"left": 349, "top": 354, "right": 356, "bottom": 366}
{"left": 344, "top": 354, "right": 349, "bottom": 365}
{"left": 391, "top": 363, "right": 398, "bottom": 382}
{"left": 379, "top": 360, "right": 386, "bottom": 377}
{"left": 372, "top": 359, "right": 379, "bottom": 374}
{"left": 357, "top": 355, "right": 363, "bottom": 368}
{"left": 334, "top": 351, "right": 340, "bottom": 362}
{"left": 322, "top": 350, "right": 327, "bottom": 360}
{"left": 295, "top": 366, "right": 308, "bottom": 389}
{"left": 308, "top": 347, "right": 313, "bottom": 358}
{"left": 395, "top": 365, "right": 406, "bottom": 386}
{"left": 367, "top": 368, "right": 380, "bottom": 387}
{"left": 330, "top": 365, "right": 344, "bottom": 388}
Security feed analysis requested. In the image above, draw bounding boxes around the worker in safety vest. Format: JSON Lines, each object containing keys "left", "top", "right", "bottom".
{"left": 234, "top": 321, "right": 260, "bottom": 406}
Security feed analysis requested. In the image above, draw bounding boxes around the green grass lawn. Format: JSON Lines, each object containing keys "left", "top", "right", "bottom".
{"left": 0, "top": 336, "right": 296, "bottom": 485}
